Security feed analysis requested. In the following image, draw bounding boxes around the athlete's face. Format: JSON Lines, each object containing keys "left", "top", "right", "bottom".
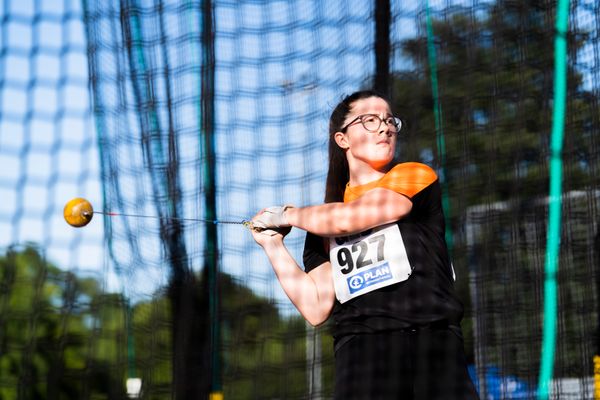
{"left": 336, "top": 96, "right": 397, "bottom": 171}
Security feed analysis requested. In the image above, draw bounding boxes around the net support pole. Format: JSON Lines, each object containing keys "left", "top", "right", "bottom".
{"left": 537, "top": 0, "right": 569, "bottom": 398}
{"left": 373, "top": 0, "right": 391, "bottom": 98}
{"left": 201, "top": 0, "right": 221, "bottom": 398}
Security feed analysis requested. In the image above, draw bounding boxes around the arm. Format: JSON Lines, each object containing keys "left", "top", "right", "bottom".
{"left": 252, "top": 230, "right": 335, "bottom": 326}
{"left": 285, "top": 187, "right": 412, "bottom": 237}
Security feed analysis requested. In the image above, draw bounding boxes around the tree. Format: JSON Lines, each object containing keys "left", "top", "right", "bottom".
{"left": 0, "top": 245, "right": 328, "bottom": 399}
{"left": 391, "top": 0, "right": 599, "bottom": 382}
{"left": 131, "top": 271, "right": 328, "bottom": 399}
{"left": 0, "top": 246, "right": 128, "bottom": 399}
{"left": 396, "top": 0, "right": 595, "bottom": 207}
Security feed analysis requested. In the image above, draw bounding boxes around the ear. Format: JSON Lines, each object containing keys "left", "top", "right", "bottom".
{"left": 334, "top": 131, "right": 349, "bottom": 150}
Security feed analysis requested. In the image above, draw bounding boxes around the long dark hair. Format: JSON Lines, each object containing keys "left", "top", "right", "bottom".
{"left": 324, "top": 90, "right": 392, "bottom": 203}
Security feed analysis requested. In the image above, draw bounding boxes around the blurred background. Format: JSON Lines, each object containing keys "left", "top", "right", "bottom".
{"left": 0, "top": 0, "right": 599, "bottom": 398}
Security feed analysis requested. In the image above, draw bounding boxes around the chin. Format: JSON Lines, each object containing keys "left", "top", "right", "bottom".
{"left": 371, "top": 159, "right": 394, "bottom": 171}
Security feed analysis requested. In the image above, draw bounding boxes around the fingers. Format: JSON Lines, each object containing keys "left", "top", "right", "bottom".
{"left": 252, "top": 225, "right": 291, "bottom": 235}
{"left": 247, "top": 217, "right": 276, "bottom": 235}
{"left": 250, "top": 218, "right": 266, "bottom": 231}
{"left": 250, "top": 205, "right": 293, "bottom": 244}
{"left": 251, "top": 206, "right": 290, "bottom": 230}
{"left": 257, "top": 228, "right": 280, "bottom": 236}
{"left": 249, "top": 224, "right": 291, "bottom": 242}
{"left": 250, "top": 212, "right": 270, "bottom": 230}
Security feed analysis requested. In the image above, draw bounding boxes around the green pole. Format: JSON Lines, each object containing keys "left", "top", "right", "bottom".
{"left": 126, "top": 298, "right": 136, "bottom": 379}
{"left": 425, "top": 0, "right": 453, "bottom": 255}
{"left": 538, "top": 0, "right": 569, "bottom": 398}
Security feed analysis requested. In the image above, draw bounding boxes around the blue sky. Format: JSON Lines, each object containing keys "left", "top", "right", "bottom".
{"left": 0, "top": 0, "right": 407, "bottom": 305}
{"left": 3, "top": 0, "right": 596, "bottom": 308}
{"left": 0, "top": 0, "right": 105, "bottom": 277}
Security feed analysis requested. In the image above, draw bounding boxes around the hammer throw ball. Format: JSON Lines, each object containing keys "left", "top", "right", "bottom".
{"left": 63, "top": 197, "right": 253, "bottom": 229}
{"left": 64, "top": 197, "right": 94, "bottom": 227}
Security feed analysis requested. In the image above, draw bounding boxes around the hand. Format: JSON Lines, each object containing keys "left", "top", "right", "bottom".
{"left": 250, "top": 225, "right": 292, "bottom": 247}
{"left": 251, "top": 205, "right": 293, "bottom": 230}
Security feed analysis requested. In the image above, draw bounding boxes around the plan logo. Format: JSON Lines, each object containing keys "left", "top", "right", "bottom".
{"left": 347, "top": 262, "right": 392, "bottom": 294}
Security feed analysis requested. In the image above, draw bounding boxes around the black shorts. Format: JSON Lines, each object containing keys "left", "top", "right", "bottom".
{"left": 334, "top": 327, "right": 480, "bottom": 400}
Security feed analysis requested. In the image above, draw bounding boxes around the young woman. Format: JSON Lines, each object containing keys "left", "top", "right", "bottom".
{"left": 250, "top": 90, "right": 479, "bottom": 399}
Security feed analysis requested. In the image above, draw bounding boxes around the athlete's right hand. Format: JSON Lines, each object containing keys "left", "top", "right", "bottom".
{"left": 251, "top": 205, "right": 293, "bottom": 230}
{"left": 250, "top": 209, "right": 291, "bottom": 247}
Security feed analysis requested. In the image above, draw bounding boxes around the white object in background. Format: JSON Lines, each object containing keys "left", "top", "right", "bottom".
{"left": 126, "top": 378, "right": 142, "bottom": 398}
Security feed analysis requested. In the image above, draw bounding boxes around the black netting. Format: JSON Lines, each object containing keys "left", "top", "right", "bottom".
{"left": 1, "top": 0, "right": 599, "bottom": 398}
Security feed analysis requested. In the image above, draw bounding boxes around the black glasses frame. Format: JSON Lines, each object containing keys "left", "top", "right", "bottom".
{"left": 340, "top": 114, "right": 402, "bottom": 133}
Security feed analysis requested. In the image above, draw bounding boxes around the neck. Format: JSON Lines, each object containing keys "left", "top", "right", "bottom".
{"left": 347, "top": 159, "right": 389, "bottom": 186}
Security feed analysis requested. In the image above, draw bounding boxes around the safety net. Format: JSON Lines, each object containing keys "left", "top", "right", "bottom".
{"left": 1, "top": 0, "right": 599, "bottom": 398}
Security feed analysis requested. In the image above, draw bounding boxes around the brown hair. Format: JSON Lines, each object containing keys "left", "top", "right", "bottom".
{"left": 324, "top": 90, "right": 392, "bottom": 203}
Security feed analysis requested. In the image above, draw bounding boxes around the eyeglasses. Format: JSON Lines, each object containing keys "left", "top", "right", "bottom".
{"left": 340, "top": 114, "right": 402, "bottom": 133}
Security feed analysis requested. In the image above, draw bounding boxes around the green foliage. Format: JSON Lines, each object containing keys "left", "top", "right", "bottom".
{"left": 0, "top": 246, "right": 330, "bottom": 399}
{"left": 391, "top": 0, "right": 599, "bottom": 380}
{"left": 395, "top": 0, "right": 597, "bottom": 208}
{"left": 0, "top": 245, "right": 128, "bottom": 399}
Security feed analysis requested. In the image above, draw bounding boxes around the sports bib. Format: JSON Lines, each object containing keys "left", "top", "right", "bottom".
{"left": 329, "top": 223, "right": 412, "bottom": 303}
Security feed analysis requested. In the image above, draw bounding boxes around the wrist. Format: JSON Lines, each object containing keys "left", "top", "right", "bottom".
{"left": 283, "top": 206, "right": 295, "bottom": 227}
{"left": 261, "top": 236, "right": 285, "bottom": 250}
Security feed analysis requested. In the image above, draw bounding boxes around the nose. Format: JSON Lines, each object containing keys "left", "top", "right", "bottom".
{"left": 378, "top": 123, "right": 393, "bottom": 137}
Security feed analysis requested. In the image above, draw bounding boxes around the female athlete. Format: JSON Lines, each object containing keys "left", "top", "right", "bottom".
{"left": 250, "top": 90, "right": 479, "bottom": 399}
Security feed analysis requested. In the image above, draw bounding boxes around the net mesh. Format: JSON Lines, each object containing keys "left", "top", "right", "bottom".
{"left": 1, "top": 0, "right": 599, "bottom": 398}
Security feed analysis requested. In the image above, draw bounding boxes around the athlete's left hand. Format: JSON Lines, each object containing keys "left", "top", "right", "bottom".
{"left": 250, "top": 223, "right": 291, "bottom": 248}
{"left": 251, "top": 205, "right": 293, "bottom": 230}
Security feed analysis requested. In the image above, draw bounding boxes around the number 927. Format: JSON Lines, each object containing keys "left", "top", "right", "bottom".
{"left": 336, "top": 234, "right": 385, "bottom": 274}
